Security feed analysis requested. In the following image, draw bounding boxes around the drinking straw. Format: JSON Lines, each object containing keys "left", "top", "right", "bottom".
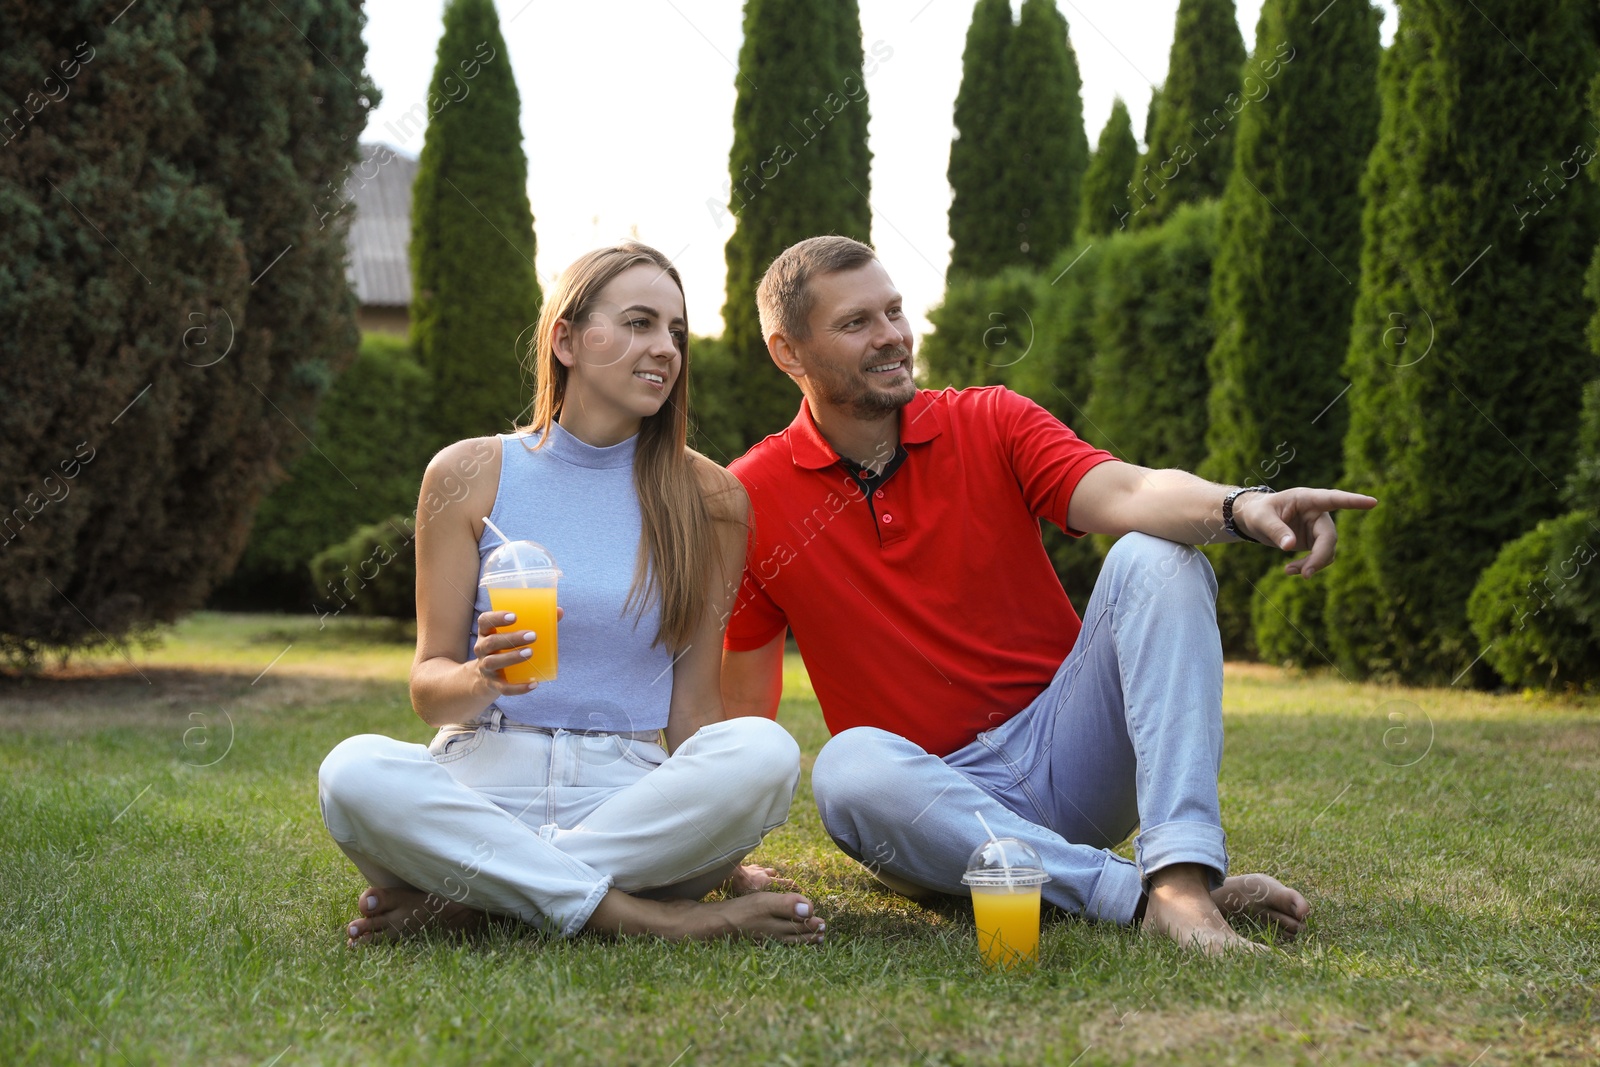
{"left": 482, "top": 516, "right": 513, "bottom": 547}
{"left": 975, "top": 810, "right": 1011, "bottom": 873}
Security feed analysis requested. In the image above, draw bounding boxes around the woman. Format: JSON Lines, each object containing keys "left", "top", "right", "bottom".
{"left": 318, "top": 243, "right": 824, "bottom": 946}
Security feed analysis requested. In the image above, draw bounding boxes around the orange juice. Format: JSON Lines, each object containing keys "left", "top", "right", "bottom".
{"left": 487, "top": 586, "right": 558, "bottom": 683}
{"left": 970, "top": 884, "right": 1042, "bottom": 968}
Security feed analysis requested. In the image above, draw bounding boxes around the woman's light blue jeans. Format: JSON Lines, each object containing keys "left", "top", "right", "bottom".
{"left": 811, "top": 532, "right": 1228, "bottom": 925}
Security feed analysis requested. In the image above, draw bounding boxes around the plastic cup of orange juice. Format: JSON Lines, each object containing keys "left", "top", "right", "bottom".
{"left": 962, "top": 836, "right": 1050, "bottom": 969}
{"left": 478, "top": 538, "right": 561, "bottom": 685}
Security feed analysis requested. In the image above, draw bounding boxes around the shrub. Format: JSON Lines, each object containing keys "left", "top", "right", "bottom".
{"left": 309, "top": 516, "right": 419, "bottom": 622}
{"left": 1084, "top": 200, "right": 1219, "bottom": 472}
{"left": 920, "top": 269, "right": 1043, "bottom": 392}
{"left": 685, "top": 334, "right": 749, "bottom": 466}
{"left": 1252, "top": 562, "right": 1331, "bottom": 669}
{"left": 217, "top": 333, "right": 433, "bottom": 610}
{"left": 1467, "top": 511, "right": 1600, "bottom": 690}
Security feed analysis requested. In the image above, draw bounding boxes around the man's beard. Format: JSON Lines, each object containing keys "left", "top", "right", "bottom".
{"left": 815, "top": 345, "right": 916, "bottom": 420}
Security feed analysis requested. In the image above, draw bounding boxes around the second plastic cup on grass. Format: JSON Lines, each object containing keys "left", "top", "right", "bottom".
{"left": 479, "top": 538, "right": 562, "bottom": 685}
{"left": 962, "top": 836, "right": 1050, "bottom": 969}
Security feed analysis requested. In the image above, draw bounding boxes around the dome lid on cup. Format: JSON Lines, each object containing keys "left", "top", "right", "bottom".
{"left": 478, "top": 539, "right": 561, "bottom": 587}
{"left": 961, "top": 836, "right": 1050, "bottom": 887}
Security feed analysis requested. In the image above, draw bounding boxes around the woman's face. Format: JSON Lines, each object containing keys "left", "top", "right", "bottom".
{"left": 556, "top": 263, "right": 687, "bottom": 425}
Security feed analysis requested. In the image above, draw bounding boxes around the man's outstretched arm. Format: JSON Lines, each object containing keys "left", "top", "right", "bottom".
{"left": 1065, "top": 461, "right": 1377, "bottom": 578}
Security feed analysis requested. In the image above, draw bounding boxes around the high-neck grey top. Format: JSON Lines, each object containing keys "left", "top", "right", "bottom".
{"left": 468, "top": 424, "right": 672, "bottom": 732}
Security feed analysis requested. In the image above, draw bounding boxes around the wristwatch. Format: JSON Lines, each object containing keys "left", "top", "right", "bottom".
{"left": 1222, "top": 485, "right": 1275, "bottom": 543}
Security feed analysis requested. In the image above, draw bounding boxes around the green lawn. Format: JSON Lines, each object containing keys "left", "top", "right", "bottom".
{"left": 2, "top": 612, "right": 1596, "bottom": 1065}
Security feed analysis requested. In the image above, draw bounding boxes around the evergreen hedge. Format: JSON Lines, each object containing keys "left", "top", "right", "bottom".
{"left": 920, "top": 270, "right": 1043, "bottom": 392}
{"left": 410, "top": 0, "right": 540, "bottom": 453}
{"left": 1202, "top": 0, "right": 1382, "bottom": 657}
{"left": 309, "top": 515, "right": 418, "bottom": 622}
{"left": 1084, "top": 202, "right": 1220, "bottom": 473}
{"left": 1466, "top": 511, "right": 1599, "bottom": 691}
{"left": 217, "top": 333, "right": 433, "bottom": 610}
{"left": 685, "top": 334, "right": 746, "bottom": 466}
{"left": 721, "top": 0, "right": 874, "bottom": 452}
{"left": 1030, "top": 241, "right": 1103, "bottom": 429}
{"left": 0, "top": 0, "right": 372, "bottom": 663}
{"left": 1326, "top": 1, "right": 1600, "bottom": 683}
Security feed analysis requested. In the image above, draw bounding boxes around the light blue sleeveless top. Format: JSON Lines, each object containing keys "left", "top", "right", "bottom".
{"left": 468, "top": 424, "right": 673, "bottom": 732}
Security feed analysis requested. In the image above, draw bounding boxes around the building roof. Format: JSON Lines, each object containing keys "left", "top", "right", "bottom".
{"left": 344, "top": 142, "right": 418, "bottom": 308}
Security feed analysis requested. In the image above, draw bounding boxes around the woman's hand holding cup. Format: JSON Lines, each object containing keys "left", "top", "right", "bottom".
{"left": 473, "top": 608, "right": 563, "bottom": 695}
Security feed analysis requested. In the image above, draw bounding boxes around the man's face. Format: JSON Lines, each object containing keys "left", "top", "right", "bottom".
{"left": 787, "top": 260, "right": 917, "bottom": 419}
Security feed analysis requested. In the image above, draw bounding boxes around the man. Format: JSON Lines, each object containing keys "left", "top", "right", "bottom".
{"left": 720, "top": 235, "right": 1377, "bottom": 953}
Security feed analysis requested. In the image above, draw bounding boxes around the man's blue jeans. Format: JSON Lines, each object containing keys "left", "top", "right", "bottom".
{"left": 811, "top": 532, "right": 1228, "bottom": 926}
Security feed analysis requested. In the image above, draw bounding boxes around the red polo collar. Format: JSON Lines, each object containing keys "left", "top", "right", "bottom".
{"left": 786, "top": 389, "right": 946, "bottom": 470}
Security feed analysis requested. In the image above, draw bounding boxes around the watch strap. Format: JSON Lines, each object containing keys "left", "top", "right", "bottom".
{"left": 1223, "top": 485, "right": 1275, "bottom": 543}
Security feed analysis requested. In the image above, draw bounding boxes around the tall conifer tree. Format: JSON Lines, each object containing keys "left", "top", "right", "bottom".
{"left": 0, "top": 0, "right": 372, "bottom": 658}
{"left": 947, "top": 0, "right": 1087, "bottom": 274}
{"left": 1079, "top": 98, "right": 1140, "bottom": 238}
{"left": 1130, "top": 0, "right": 1246, "bottom": 228}
{"left": 947, "top": 0, "right": 1015, "bottom": 279}
{"left": 1200, "top": 0, "right": 1382, "bottom": 655}
{"left": 1001, "top": 0, "right": 1090, "bottom": 267}
{"left": 1326, "top": 0, "right": 1600, "bottom": 682}
{"left": 721, "top": 0, "right": 873, "bottom": 449}
{"left": 410, "top": 0, "right": 540, "bottom": 450}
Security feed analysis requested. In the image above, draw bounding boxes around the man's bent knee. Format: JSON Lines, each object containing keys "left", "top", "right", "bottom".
{"left": 1107, "top": 531, "right": 1218, "bottom": 602}
{"left": 812, "top": 727, "right": 915, "bottom": 802}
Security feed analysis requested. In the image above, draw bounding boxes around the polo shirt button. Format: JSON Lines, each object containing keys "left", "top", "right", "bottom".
{"left": 874, "top": 490, "right": 885, "bottom": 499}
{"left": 882, "top": 513, "right": 893, "bottom": 523}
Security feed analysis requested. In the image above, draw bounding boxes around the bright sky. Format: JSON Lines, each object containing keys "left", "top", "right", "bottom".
{"left": 360, "top": 0, "right": 1397, "bottom": 341}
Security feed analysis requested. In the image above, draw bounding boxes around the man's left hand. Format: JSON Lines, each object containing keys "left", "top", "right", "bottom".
{"left": 1235, "top": 488, "right": 1378, "bottom": 578}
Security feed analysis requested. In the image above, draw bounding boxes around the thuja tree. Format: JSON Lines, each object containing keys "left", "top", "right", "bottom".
{"left": 410, "top": 0, "right": 540, "bottom": 452}
{"left": 0, "top": 0, "right": 372, "bottom": 663}
{"left": 947, "top": 0, "right": 1014, "bottom": 279}
{"left": 720, "top": 0, "right": 873, "bottom": 451}
{"left": 1078, "top": 98, "right": 1140, "bottom": 239}
{"left": 1464, "top": 76, "right": 1600, "bottom": 691}
{"left": 1131, "top": 0, "right": 1246, "bottom": 228}
{"left": 947, "top": 0, "right": 1088, "bottom": 275}
{"left": 1201, "top": 0, "right": 1382, "bottom": 657}
{"left": 1326, "top": 0, "right": 1600, "bottom": 683}
{"left": 999, "top": 0, "right": 1089, "bottom": 269}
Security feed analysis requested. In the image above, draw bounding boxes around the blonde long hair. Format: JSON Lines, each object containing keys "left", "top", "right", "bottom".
{"left": 519, "top": 243, "right": 727, "bottom": 651}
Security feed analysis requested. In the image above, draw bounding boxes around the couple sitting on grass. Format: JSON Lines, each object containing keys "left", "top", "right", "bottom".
{"left": 319, "top": 236, "right": 1375, "bottom": 955}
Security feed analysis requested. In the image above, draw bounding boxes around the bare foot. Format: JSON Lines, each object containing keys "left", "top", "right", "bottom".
{"left": 345, "top": 885, "right": 491, "bottom": 947}
{"left": 1211, "top": 873, "right": 1310, "bottom": 939}
{"left": 1141, "top": 864, "right": 1270, "bottom": 956}
{"left": 721, "top": 864, "right": 800, "bottom": 896}
{"left": 586, "top": 887, "right": 825, "bottom": 945}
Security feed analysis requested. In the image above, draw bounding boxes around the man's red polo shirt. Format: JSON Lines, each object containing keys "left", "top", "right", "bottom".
{"left": 724, "top": 386, "right": 1118, "bottom": 757}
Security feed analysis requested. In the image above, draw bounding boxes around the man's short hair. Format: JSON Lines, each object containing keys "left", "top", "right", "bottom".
{"left": 757, "top": 235, "right": 878, "bottom": 346}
